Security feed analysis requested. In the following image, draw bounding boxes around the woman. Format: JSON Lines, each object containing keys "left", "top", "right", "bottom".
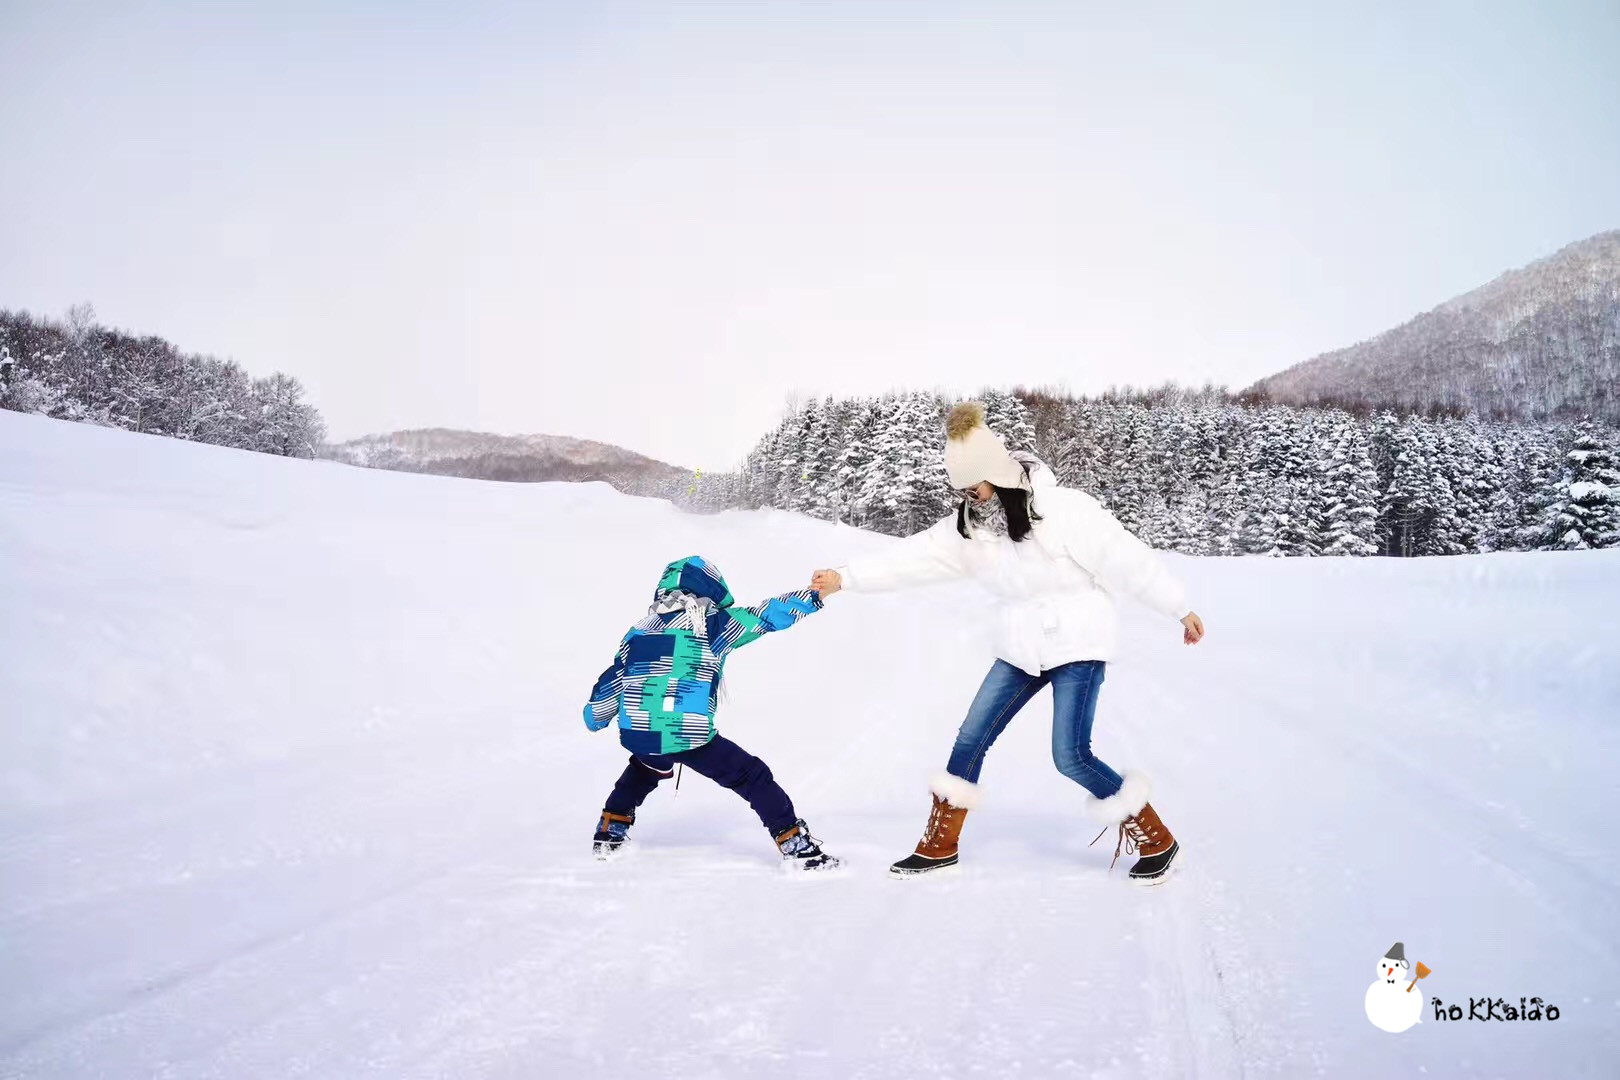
{"left": 812, "top": 402, "right": 1205, "bottom": 882}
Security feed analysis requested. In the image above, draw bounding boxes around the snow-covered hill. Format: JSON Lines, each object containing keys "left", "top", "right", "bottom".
{"left": 320, "top": 427, "right": 692, "bottom": 488}
{"left": 2, "top": 411, "right": 1617, "bottom": 1079}
{"left": 1251, "top": 230, "right": 1620, "bottom": 422}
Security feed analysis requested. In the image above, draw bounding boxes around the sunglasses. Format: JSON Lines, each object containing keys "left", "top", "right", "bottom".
{"left": 956, "top": 485, "right": 991, "bottom": 502}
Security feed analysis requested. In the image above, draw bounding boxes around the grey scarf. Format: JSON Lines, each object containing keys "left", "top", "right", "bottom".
{"left": 964, "top": 453, "right": 1043, "bottom": 539}
{"left": 966, "top": 496, "right": 1011, "bottom": 538}
{"left": 650, "top": 590, "right": 717, "bottom": 641}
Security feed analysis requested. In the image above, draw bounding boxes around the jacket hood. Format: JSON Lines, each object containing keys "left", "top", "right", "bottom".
{"left": 1014, "top": 452, "right": 1056, "bottom": 496}
{"left": 1010, "top": 453, "right": 1057, "bottom": 527}
{"left": 654, "top": 556, "right": 734, "bottom": 607}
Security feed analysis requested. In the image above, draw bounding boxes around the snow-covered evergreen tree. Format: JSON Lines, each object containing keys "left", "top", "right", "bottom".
{"left": 853, "top": 396, "right": 906, "bottom": 534}
{"left": 1535, "top": 421, "right": 1620, "bottom": 549}
{"left": 1379, "top": 418, "right": 1451, "bottom": 557}
{"left": 770, "top": 403, "right": 809, "bottom": 512}
{"left": 891, "top": 394, "right": 951, "bottom": 534}
{"left": 1505, "top": 429, "right": 1561, "bottom": 550}
{"left": 829, "top": 398, "right": 877, "bottom": 526}
{"left": 1053, "top": 401, "right": 1098, "bottom": 491}
{"left": 1166, "top": 485, "right": 1212, "bottom": 556}
{"left": 1447, "top": 419, "right": 1496, "bottom": 553}
{"left": 1415, "top": 422, "right": 1465, "bottom": 556}
{"left": 980, "top": 388, "right": 1037, "bottom": 454}
{"left": 1208, "top": 461, "right": 1247, "bottom": 556}
{"left": 1315, "top": 421, "right": 1380, "bottom": 556}
{"left": 1238, "top": 477, "right": 1285, "bottom": 556}
{"left": 790, "top": 398, "right": 842, "bottom": 520}
{"left": 1100, "top": 404, "right": 1149, "bottom": 532}
{"left": 738, "top": 424, "right": 777, "bottom": 510}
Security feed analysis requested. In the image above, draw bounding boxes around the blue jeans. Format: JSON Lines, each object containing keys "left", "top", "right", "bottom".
{"left": 601, "top": 735, "right": 799, "bottom": 837}
{"left": 946, "top": 659, "right": 1124, "bottom": 799}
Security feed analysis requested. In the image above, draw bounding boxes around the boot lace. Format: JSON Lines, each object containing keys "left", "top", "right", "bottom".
{"left": 1090, "top": 815, "right": 1152, "bottom": 871}
{"left": 920, "top": 800, "right": 947, "bottom": 847}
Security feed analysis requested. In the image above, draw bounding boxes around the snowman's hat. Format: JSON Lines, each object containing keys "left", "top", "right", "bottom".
{"left": 1384, "top": 942, "right": 1406, "bottom": 963}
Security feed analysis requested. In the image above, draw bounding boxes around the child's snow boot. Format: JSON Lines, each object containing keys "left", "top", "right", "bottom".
{"left": 593, "top": 810, "right": 634, "bottom": 860}
{"left": 889, "top": 793, "right": 969, "bottom": 877}
{"left": 775, "top": 819, "right": 840, "bottom": 872}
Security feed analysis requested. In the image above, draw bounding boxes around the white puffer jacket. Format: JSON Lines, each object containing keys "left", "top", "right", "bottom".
{"left": 838, "top": 465, "right": 1189, "bottom": 675}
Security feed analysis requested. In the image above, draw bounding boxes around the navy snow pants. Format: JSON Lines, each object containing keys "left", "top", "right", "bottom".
{"left": 602, "top": 734, "right": 798, "bottom": 837}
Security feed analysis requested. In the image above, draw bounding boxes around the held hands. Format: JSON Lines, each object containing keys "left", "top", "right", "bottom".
{"left": 811, "top": 569, "right": 843, "bottom": 597}
{"left": 1180, "top": 611, "right": 1205, "bottom": 646}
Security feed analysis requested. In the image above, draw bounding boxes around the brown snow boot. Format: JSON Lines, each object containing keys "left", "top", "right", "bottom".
{"left": 889, "top": 793, "right": 969, "bottom": 877}
{"left": 1094, "top": 802, "right": 1179, "bottom": 883}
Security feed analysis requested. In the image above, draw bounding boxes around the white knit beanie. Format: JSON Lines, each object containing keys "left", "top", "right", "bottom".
{"left": 943, "top": 402, "right": 1025, "bottom": 489}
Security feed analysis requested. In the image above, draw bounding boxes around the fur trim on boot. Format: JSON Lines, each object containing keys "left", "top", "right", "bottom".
{"left": 1081, "top": 770, "right": 1151, "bottom": 824}
{"left": 929, "top": 771, "right": 982, "bottom": 809}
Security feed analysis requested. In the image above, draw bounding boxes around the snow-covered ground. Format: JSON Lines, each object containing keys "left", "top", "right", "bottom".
{"left": 2, "top": 410, "right": 1617, "bottom": 1079}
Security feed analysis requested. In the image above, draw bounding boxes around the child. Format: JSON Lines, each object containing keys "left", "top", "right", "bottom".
{"left": 583, "top": 555, "right": 839, "bottom": 872}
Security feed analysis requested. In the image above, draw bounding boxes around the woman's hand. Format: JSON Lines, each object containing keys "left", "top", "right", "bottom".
{"left": 811, "top": 569, "right": 843, "bottom": 597}
{"left": 1181, "top": 611, "right": 1205, "bottom": 645}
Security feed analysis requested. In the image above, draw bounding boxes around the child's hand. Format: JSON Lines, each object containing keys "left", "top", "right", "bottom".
{"left": 811, "top": 569, "right": 842, "bottom": 597}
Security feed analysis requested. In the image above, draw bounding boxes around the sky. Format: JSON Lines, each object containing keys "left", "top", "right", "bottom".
{"left": 3, "top": 1, "right": 1618, "bottom": 470}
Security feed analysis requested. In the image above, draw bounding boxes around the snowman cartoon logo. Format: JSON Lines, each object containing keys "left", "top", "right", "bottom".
{"left": 1364, "top": 942, "right": 1431, "bottom": 1033}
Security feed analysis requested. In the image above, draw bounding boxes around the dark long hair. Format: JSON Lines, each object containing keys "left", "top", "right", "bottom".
{"left": 956, "top": 485, "right": 1041, "bottom": 542}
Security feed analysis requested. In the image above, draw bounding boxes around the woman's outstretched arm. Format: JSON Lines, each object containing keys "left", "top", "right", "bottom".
{"left": 817, "top": 515, "right": 968, "bottom": 595}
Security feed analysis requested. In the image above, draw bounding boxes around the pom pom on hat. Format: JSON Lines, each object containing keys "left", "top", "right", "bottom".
{"left": 946, "top": 402, "right": 986, "bottom": 440}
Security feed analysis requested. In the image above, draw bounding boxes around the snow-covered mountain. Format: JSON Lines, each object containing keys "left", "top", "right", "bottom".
{"left": 4, "top": 409, "right": 1618, "bottom": 1078}
{"left": 321, "top": 427, "right": 692, "bottom": 488}
{"left": 1250, "top": 230, "right": 1620, "bottom": 422}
